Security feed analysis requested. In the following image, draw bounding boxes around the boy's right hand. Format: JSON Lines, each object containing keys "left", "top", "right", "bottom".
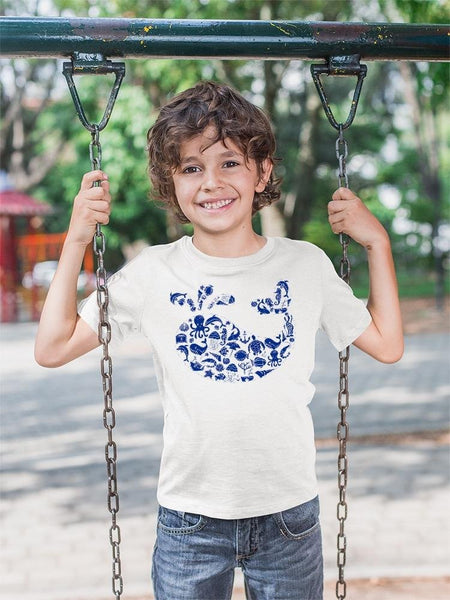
{"left": 66, "top": 170, "right": 111, "bottom": 246}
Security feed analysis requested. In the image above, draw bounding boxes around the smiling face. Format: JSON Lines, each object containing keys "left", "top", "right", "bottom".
{"left": 172, "top": 127, "right": 272, "bottom": 252}
{"left": 147, "top": 82, "right": 281, "bottom": 234}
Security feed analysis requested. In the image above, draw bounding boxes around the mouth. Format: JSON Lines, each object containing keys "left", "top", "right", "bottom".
{"left": 199, "top": 198, "right": 235, "bottom": 210}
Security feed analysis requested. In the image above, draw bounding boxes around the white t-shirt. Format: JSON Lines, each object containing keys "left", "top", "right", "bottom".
{"left": 79, "top": 236, "right": 371, "bottom": 519}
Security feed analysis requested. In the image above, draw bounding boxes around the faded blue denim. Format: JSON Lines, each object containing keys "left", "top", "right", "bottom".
{"left": 152, "top": 495, "right": 323, "bottom": 600}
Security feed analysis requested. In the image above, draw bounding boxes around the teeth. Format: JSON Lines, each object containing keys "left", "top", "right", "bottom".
{"left": 202, "top": 198, "right": 233, "bottom": 210}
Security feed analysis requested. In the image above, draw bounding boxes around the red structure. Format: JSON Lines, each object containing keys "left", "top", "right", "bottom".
{"left": 17, "top": 230, "right": 95, "bottom": 321}
{"left": 0, "top": 182, "right": 54, "bottom": 322}
{"left": 1, "top": 175, "right": 95, "bottom": 322}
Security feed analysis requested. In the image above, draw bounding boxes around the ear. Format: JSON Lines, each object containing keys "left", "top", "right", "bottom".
{"left": 255, "top": 158, "right": 273, "bottom": 193}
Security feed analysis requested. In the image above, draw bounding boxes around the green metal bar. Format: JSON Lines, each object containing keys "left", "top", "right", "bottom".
{"left": 0, "top": 17, "right": 449, "bottom": 61}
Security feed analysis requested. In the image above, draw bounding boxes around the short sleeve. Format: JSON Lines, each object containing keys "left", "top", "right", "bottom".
{"left": 319, "top": 250, "right": 372, "bottom": 351}
{"left": 78, "top": 266, "right": 144, "bottom": 348}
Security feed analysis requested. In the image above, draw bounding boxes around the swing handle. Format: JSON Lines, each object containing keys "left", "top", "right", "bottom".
{"left": 62, "top": 52, "right": 126, "bottom": 133}
{"left": 311, "top": 55, "right": 367, "bottom": 131}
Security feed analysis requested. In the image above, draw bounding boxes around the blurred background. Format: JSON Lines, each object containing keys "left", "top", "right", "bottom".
{"left": 1, "top": 1, "right": 449, "bottom": 600}
{"left": 1, "top": 0, "right": 449, "bottom": 322}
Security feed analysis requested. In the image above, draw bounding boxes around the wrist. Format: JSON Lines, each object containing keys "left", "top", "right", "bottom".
{"left": 365, "top": 230, "right": 391, "bottom": 253}
{"left": 64, "top": 233, "right": 92, "bottom": 249}
{"left": 61, "top": 237, "right": 92, "bottom": 265}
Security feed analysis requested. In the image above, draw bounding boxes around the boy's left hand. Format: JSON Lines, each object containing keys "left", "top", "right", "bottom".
{"left": 328, "top": 187, "right": 388, "bottom": 249}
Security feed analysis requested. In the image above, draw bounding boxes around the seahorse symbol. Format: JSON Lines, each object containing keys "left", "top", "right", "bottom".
{"left": 170, "top": 281, "right": 295, "bottom": 383}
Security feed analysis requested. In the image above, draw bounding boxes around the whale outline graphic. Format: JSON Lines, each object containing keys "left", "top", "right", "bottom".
{"left": 170, "top": 281, "right": 295, "bottom": 383}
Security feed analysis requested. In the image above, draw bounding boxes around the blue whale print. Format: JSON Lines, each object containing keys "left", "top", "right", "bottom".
{"left": 170, "top": 281, "right": 295, "bottom": 382}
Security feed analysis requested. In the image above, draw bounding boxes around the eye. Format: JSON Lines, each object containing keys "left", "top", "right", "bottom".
{"left": 182, "top": 165, "right": 201, "bottom": 174}
{"left": 223, "top": 161, "right": 239, "bottom": 169}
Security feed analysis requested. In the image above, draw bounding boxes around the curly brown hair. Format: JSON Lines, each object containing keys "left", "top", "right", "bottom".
{"left": 147, "top": 81, "right": 281, "bottom": 223}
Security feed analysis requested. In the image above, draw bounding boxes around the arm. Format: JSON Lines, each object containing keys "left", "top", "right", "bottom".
{"left": 34, "top": 170, "right": 111, "bottom": 367}
{"left": 328, "top": 187, "right": 404, "bottom": 364}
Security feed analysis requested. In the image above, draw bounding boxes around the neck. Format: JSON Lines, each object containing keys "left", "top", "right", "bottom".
{"left": 192, "top": 229, "right": 266, "bottom": 258}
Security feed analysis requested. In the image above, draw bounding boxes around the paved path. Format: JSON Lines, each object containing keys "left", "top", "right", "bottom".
{"left": 1, "top": 323, "right": 449, "bottom": 600}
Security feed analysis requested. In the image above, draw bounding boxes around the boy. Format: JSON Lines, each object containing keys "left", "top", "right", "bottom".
{"left": 35, "top": 81, "right": 403, "bottom": 600}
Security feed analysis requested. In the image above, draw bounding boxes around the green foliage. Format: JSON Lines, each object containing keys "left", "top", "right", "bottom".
{"left": 387, "top": 0, "right": 450, "bottom": 23}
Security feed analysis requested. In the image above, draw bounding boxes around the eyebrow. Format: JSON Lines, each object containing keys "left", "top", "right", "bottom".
{"left": 180, "top": 150, "right": 243, "bottom": 165}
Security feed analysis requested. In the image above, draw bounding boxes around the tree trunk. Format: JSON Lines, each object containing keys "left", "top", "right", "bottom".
{"left": 2, "top": 60, "right": 66, "bottom": 192}
{"left": 258, "top": 0, "right": 287, "bottom": 238}
{"left": 287, "top": 89, "right": 322, "bottom": 240}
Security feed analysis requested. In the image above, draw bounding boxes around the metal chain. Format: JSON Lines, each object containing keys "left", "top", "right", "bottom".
{"left": 90, "top": 125, "right": 124, "bottom": 599}
{"left": 310, "top": 57, "right": 365, "bottom": 600}
{"left": 335, "top": 125, "right": 351, "bottom": 600}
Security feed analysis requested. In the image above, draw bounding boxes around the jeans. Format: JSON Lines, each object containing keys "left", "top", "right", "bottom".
{"left": 152, "top": 495, "right": 323, "bottom": 600}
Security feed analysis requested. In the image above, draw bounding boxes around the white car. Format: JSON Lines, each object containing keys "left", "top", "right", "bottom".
{"left": 22, "top": 261, "right": 94, "bottom": 291}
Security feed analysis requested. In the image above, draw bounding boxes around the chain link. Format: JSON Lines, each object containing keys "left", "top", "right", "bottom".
{"left": 335, "top": 125, "right": 350, "bottom": 600}
{"left": 90, "top": 126, "right": 124, "bottom": 599}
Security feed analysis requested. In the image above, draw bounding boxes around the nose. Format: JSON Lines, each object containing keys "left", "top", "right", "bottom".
{"left": 201, "top": 167, "right": 224, "bottom": 192}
